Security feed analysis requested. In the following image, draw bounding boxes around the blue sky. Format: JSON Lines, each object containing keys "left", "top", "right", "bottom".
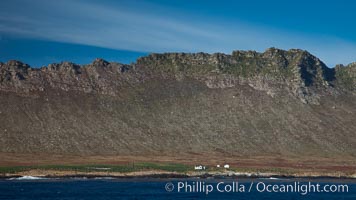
{"left": 0, "top": 0, "right": 355, "bottom": 67}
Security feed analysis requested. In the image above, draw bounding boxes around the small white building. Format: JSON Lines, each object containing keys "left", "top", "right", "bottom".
{"left": 224, "top": 164, "right": 230, "bottom": 169}
{"left": 194, "top": 165, "right": 206, "bottom": 170}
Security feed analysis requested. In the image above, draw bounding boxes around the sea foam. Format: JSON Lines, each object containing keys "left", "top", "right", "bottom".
{"left": 8, "top": 176, "right": 47, "bottom": 180}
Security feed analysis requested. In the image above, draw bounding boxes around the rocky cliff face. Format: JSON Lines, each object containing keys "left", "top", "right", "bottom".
{"left": 0, "top": 48, "right": 355, "bottom": 158}
{"left": 134, "top": 48, "right": 349, "bottom": 104}
{"left": 0, "top": 58, "right": 137, "bottom": 96}
{"left": 335, "top": 62, "right": 356, "bottom": 91}
{"left": 1, "top": 48, "right": 352, "bottom": 102}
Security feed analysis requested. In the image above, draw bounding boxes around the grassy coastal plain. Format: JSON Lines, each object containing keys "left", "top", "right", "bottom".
{"left": 1, "top": 153, "right": 355, "bottom": 178}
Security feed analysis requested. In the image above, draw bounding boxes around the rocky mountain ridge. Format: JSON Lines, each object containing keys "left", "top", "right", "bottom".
{"left": 0, "top": 48, "right": 355, "bottom": 158}
{"left": 0, "top": 48, "right": 354, "bottom": 104}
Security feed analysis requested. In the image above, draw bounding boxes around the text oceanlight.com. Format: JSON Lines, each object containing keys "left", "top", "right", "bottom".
{"left": 165, "top": 181, "right": 349, "bottom": 195}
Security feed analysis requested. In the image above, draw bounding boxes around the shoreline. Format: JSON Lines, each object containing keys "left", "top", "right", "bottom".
{"left": 1, "top": 153, "right": 355, "bottom": 181}
{"left": 1, "top": 170, "right": 355, "bottom": 180}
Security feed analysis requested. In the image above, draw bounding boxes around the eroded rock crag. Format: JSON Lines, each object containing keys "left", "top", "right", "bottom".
{"left": 0, "top": 48, "right": 355, "bottom": 159}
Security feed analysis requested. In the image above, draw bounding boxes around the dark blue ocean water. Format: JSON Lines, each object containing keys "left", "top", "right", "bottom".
{"left": 0, "top": 178, "right": 355, "bottom": 200}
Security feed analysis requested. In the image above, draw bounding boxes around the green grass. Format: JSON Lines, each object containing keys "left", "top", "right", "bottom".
{"left": 0, "top": 166, "right": 31, "bottom": 174}
{"left": 0, "top": 162, "right": 191, "bottom": 174}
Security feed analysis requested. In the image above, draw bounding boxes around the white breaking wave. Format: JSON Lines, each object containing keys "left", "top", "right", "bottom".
{"left": 268, "top": 177, "right": 279, "bottom": 180}
{"left": 259, "top": 177, "right": 280, "bottom": 180}
{"left": 260, "top": 177, "right": 290, "bottom": 180}
{"left": 8, "top": 176, "right": 47, "bottom": 180}
{"left": 93, "top": 177, "right": 115, "bottom": 180}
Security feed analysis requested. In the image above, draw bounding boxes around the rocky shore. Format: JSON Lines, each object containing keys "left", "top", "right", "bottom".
{"left": 2, "top": 169, "right": 356, "bottom": 180}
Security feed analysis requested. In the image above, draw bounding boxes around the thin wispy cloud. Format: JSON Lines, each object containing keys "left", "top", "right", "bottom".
{"left": 0, "top": 0, "right": 355, "bottom": 66}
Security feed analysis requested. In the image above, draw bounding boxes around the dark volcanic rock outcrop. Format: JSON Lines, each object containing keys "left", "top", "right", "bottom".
{"left": 0, "top": 48, "right": 355, "bottom": 158}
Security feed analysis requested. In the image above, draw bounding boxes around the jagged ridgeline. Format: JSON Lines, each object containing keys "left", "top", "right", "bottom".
{"left": 137, "top": 48, "right": 335, "bottom": 85}
{"left": 0, "top": 48, "right": 355, "bottom": 157}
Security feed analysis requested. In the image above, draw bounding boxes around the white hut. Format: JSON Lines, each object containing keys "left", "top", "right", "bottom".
{"left": 194, "top": 165, "right": 205, "bottom": 170}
